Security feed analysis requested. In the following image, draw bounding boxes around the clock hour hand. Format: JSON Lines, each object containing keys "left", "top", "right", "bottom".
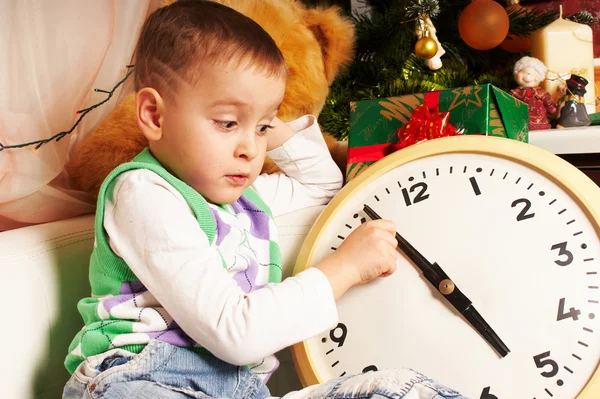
{"left": 363, "top": 204, "right": 510, "bottom": 358}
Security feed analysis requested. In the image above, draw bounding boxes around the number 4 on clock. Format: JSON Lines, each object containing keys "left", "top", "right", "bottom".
{"left": 557, "top": 297, "right": 581, "bottom": 321}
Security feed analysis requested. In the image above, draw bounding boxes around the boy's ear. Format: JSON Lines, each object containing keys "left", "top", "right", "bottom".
{"left": 302, "top": 6, "right": 355, "bottom": 85}
{"left": 136, "top": 88, "right": 165, "bottom": 142}
{"left": 159, "top": 0, "right": 175, "bottom": 7}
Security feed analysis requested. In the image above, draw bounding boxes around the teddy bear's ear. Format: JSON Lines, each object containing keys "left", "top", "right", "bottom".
{"left": 302, "top": 6, "right": 355, "bottom": 85}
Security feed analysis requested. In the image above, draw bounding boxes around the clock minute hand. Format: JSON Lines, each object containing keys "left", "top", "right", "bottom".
{"left": 363, "top": 204, "right": 510, "bottom": 358}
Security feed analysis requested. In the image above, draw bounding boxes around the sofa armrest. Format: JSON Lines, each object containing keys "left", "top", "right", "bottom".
{"left": 0, "top": 205, "right": 324, "bottom": 398}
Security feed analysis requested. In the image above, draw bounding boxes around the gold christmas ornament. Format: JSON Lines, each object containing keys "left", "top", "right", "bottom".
{"left": 415, "top": 36, "right": 438, "bottom": 60}
{"left": 415, "top": 16, "right": 445, "bottom": 70}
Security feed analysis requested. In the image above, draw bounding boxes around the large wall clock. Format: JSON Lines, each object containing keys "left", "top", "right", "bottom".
{"left": 291, "top": 135, "right": 600, "bottom": 398}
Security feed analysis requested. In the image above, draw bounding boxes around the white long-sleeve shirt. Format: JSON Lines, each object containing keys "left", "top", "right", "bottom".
{"left": 103, "top": 115, "right": 342, "bottom": 371}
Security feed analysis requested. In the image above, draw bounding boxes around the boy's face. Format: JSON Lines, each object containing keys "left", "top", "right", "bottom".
{"left": 144, "top": 63, "right": 285, "bottom": 204}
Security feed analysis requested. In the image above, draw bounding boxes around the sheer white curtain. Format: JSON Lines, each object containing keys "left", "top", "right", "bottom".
{"left": 0, "top": 0, "right": 161, "bottom": 231}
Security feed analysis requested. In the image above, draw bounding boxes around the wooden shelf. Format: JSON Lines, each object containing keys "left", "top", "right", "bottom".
{"left": 528, "top": 125, "right": 600, "bottom": 186}
{"left": 529, "top": 125, "right": 600, "bottom": 155}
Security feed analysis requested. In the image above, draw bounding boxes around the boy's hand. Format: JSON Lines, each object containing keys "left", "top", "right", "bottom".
{"left": 315, "top": 220, "right": 398, "bottom": 300}
{"left": 266, "top": 116, "right": 296, "bottom": 151}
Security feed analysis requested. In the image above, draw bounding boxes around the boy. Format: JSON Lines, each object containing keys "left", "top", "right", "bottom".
{"left": 63, "top": 1, "right": 465, "bottom": 398}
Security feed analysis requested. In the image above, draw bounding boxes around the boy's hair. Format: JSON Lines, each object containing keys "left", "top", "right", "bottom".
{"left": 134, "top": 0, "right": 287, "bottom": 97}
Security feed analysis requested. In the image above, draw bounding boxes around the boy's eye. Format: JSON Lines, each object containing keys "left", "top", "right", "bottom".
{"left": 216, "top": 120, "right": 237, "bottom": 129}
{"left": 257, "top": 125, "right": 275, "bottom": 135}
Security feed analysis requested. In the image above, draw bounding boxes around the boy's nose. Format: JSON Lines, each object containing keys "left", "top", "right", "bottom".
{"left": 235, "top": 131, "right": 258, "bottom": 160}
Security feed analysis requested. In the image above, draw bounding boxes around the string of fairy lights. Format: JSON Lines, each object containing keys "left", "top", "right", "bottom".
{"left": 0, "top": 65, "right": 135, "bottom": 152}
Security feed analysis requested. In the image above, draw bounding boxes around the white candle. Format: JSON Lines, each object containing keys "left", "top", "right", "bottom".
{"left": 531, "top": 6, "right": 595, "bottom": 115}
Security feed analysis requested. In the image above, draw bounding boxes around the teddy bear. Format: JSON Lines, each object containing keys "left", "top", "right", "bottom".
{"left": 66, "top": 0, "right": 355, "bottom": 198}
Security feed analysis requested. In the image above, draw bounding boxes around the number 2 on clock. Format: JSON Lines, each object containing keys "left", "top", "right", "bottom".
{"left": 511, "top": 198, "right": 535, "bottom": 221}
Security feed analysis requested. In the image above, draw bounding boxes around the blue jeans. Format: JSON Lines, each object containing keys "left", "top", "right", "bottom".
{"left": 63, "top": 340, "right": 467, "bottom": 399}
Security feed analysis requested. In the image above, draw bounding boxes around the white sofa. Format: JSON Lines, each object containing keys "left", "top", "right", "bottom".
{"left": 4, "top": 127, "right": 596, "bottom": 398}
{"left": 0, "top": 206, "right": 324, "bottom": 399}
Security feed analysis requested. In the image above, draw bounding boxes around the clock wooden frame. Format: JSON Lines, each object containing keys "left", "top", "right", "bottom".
{"left": 290, "top": 135, "right": 600, "bottom": 398}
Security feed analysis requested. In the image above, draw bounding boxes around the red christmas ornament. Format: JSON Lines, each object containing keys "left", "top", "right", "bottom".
{"left": 458, "top": 0, "right": 510, "bottom": 50}
{"left": 500, "top": 34, "right": 531, "bottom": 53}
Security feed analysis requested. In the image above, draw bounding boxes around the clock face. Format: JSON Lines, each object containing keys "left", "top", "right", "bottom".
{"left": 296, "top": 149, "right": 600, "bottom": 398}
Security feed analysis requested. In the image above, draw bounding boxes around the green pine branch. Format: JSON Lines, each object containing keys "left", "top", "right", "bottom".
{"left": 507, "top": 6, "right": 558, "bottom": 37}
{"left": 567, "top": 11, "right": 599, "bottom": 26}
{"left": 405, "top": 0, "right": 440, "bottom": 19}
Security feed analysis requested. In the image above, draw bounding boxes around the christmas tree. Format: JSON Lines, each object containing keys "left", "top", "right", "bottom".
{"left": 316, "top": 0, "right": 597, "bottom": 140}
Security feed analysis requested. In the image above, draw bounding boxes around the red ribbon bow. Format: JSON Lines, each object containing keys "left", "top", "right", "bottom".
{"left": 396, "top": 105, "right": 461, "bottom": 149}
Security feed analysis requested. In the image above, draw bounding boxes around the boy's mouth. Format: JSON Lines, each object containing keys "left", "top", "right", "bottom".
{"left": 226, "top": 174, "right": 249, "bottom": 185}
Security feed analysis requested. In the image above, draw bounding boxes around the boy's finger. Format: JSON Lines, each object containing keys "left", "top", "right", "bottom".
{"left": 369, "top": 218, "right": 396, "bottom": 233}
{"left": 384, "top": 234, "right": 398, "bottom": 249}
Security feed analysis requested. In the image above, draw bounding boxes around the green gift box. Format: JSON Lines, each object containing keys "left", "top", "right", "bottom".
{"left": 346, "top": 84, "right": 529, "bottom": 182}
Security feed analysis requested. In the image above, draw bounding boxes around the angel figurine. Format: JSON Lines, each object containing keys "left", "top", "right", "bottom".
{"left": 509, "top": 56, "right": 558, "bottom": 130}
